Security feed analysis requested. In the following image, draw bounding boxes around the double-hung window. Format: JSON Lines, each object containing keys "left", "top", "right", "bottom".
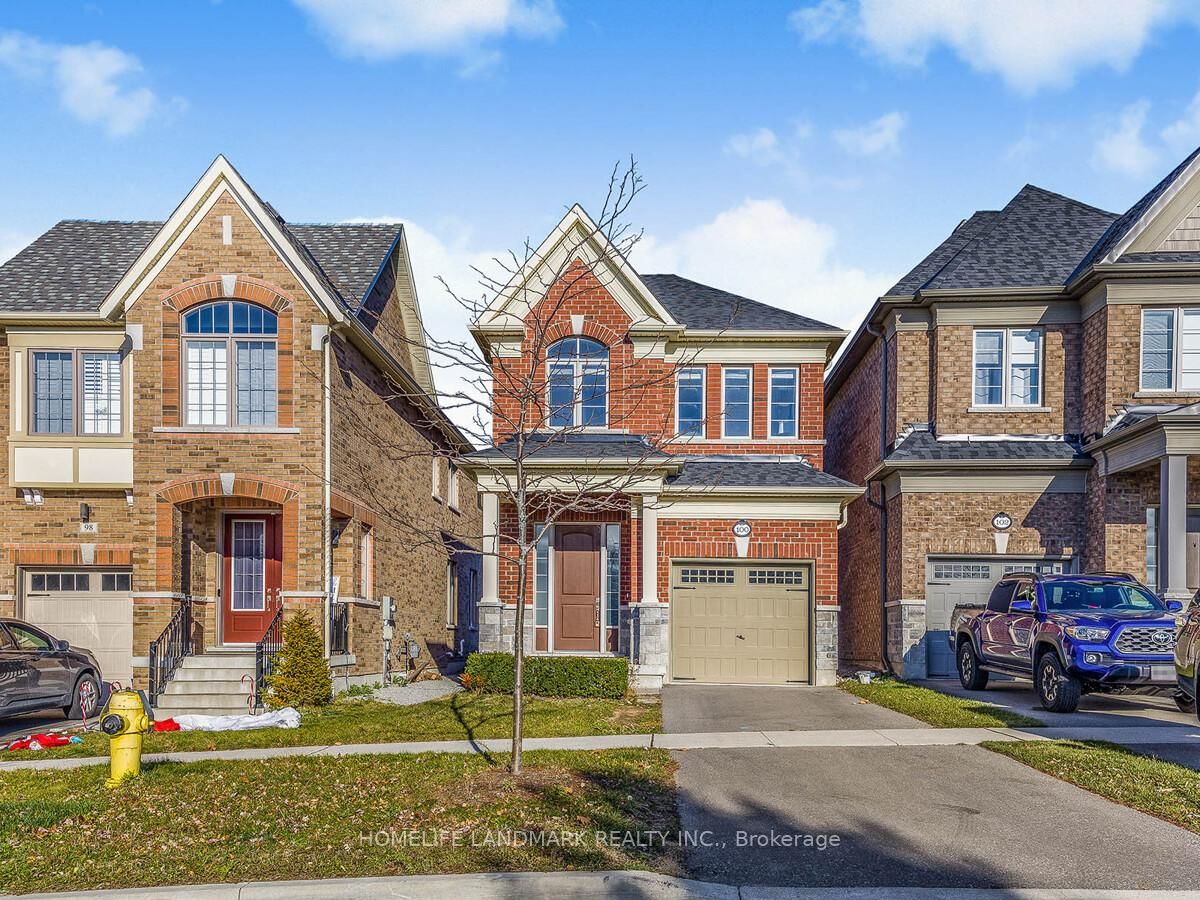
{"left": 722, "top": 367, "right": 752, "bottom": 438}
{"left": 768, "top": 368, "right": 798, "bottom": 438}
{"left": 676, "top": 367, "right": 705, "bottom": 437}
{"left": 546, "top": 337, "right": 608, "bottom": 428}
{"left": 973, "top": 328, "right": 1042, "bottom": 407}
{"left": 1141, "top": 308, "right": 1200, "bottom": 391}
{"left": 30, "top": 350, "right": 123, "bottom": 435}
{"left": 182, "top": 301, "right": 278, "bottom": 426}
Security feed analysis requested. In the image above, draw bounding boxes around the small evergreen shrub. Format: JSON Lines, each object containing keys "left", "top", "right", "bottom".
{"left": 266, "top": 611, "right": 333, "bottom": 708}
{"left": 464, "top": 653, "right": 628, "bottom": 699}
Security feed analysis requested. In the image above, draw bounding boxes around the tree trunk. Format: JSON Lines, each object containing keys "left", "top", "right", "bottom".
{"left": 511, "top": 551, "right": 527, "bottom": 773}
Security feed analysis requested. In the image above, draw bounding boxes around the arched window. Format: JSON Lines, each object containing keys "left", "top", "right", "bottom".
{"left": 546, "top": 337, "right": 608, "bottom": 427}
{"left": 182, "top": 301, "right": 278, "bottom": 426}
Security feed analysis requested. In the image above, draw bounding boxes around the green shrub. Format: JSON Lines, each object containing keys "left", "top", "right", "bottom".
{"left": 266, "top": 611, "right": 333, "bottom": 708}
{"left": 464, "top": 652, "right": 628, "bottom": 699}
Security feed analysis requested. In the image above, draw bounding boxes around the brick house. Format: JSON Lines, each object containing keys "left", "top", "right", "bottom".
{"left": 826, "top": 145, "right": 1200, "bottom": 679}
{"left": 461, "top": 206, "right": 860, "bottom": 691}
{"left": 0, "top": 156, "right": 480, "bottom": 715}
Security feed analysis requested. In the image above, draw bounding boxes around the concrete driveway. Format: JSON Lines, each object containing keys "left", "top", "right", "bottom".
{"left": 921, "top": 677, "right": 1200, "bottom": 771}
{"left": 662, "top": 684, "right": 923, "bottom": 734}
{"left": 675, "top": 744, "right": 1200, "bottom": 888}
{"left": 0, "top": 710, "right": 81, "bottom": 743}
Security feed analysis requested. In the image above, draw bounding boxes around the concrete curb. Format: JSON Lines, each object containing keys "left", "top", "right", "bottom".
{"left": 16, "top": 872, "right": 1200, "bottom": 899}
{"left": 3, "top": 725, "right": 1197, "bottom": 772}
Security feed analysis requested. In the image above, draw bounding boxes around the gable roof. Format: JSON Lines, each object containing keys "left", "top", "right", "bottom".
{"left": 1069, "top": 145, "right": 1200, "bottom": 281}
{"left": 883, "top": 211, "right": 1000, "bottom": 298}
{"left": 640, "top": 274, "right": 837, "bottom": 331}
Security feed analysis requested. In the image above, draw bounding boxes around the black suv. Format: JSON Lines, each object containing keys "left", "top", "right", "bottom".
{"left": 0, "top": 618, "right": 103, "bottom": 720}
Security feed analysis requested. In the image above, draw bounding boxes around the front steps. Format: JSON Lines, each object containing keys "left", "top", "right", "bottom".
{"left": 153, "top": 649, "right": 258, "bottom": 718}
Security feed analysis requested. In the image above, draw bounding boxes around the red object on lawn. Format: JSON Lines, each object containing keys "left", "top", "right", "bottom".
{"left": 5, "top": 732, "right": 72, "bottom": 751}
{"left": 152, "top": 718, "right": 180, "bottom": 732}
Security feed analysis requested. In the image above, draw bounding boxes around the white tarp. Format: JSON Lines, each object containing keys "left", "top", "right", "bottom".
{"left": 168, "top": 707, "right": 301, "bottom": 732}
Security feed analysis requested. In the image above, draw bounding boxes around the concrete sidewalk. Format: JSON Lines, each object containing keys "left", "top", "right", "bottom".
{"left": 17, "top": 872, "right": 1200, "bottom": 899}
{"left": 3, "top": 723, "right": 1198, "bottom": 771}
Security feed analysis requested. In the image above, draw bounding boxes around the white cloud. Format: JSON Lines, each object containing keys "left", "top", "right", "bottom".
{"left": 0, "top": 32, "right": 162, "bottom": 136}
{"left": 724, "top": 127, "right": 787, "bottom": 167}
{"left": 1093, "top": 99, "right": 1160, "bottom": 176}
{"left": 633, "top": 198, "right": 890, "bottom": 331}
{"left": 293, "top": 0, "right": 562, "bottom": 70}
{"left": 833, "top": 111, "right": 905, "bottom": 156}
{"left": 1162, "top": 89, "right": 1200, "bottom": 150}
{"left": 789, "top": 0, "right": 1187, "bottom": 93}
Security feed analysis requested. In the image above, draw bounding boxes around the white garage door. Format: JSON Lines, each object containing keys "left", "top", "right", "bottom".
{"left": 670, "top": 562, "right": 811, "bottom": 685}
{"left": 22, "top": 569, "right": 133, "bottom": 686}
{"left": 925, "top": 557, "right": 1071, "bottom": 676}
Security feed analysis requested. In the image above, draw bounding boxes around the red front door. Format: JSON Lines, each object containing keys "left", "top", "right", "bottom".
{"left": 554, "top": 524, "right": 601, "bottom": 651}
{"left": 221, "top": 513, "right": 282, "bottom": 644}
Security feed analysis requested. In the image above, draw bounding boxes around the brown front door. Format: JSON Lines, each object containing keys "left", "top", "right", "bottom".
{"left": 554, "top": 524, "right": 600, "bottom": 651}
{"left": 221, "top": 513, "right": 282, "bottom": 644}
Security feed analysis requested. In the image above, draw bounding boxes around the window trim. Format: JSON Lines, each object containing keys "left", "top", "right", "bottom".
{"left": 1140, "top": 306, "right": 1200, "bottom": 393}
{"left": 431, "top": 457, "right": 443, "bottom": 502}
{"left": 180, "top": 300, "right": 279, "bottom": 428}
{"left": 675, "top": 366, "right": 706, "bottom": 438}
{"left": 28, "top": 348, "right": 125, "bottom": 437}
{"left": 720, "top": 366, "right": 753, "bottom": 439}
{"left": 446, "top": 557, "right": 459, "bottom": 629}
{"left": 544, "top": 337, "right": 609, "bottom": 429}
{"left": 767, "top": 366, "right": 799, "bottom": 440}
{"left": 447, "top": 461, "right": 460, "bottom": 512}
{"left": 971, "top": 327, "right": 1043, "bottom": 408}
{"left": 360, "top": 525, "right": 374, "bottom": 602}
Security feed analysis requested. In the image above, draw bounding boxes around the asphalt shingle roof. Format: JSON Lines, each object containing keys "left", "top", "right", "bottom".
{"left": 467, "top": 432, "right": 669, "bottom": 462}
{"left": 1069, "top": 145, "right": 1200, "bottom": 282}
{"left": 665, "top": 457, "right": 857, "bottom": 490}
{"left": 886, "top": 430, "right": 1087, "bottom": 464}
{"left": 884, "top": 211, "right": 1000, "bottom": 298}
{"left": 0, "top": 219, "right": 403, "bottom": 314}
{"left": 640, "top": 273, "right": 837, "bottom": 332}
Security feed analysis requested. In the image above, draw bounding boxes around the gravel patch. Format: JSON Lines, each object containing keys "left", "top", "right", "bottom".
{"left": 374, "top": 677, "right": 463, "bottom": 706}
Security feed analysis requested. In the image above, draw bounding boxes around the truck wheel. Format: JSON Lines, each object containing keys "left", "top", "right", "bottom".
{"left": 1174, "top": 693, "right": 1196, "bottom": 714}
{"left": 957, "top": 640, "right": 989, "bottom": 690}
{"left": 1036, "top": 653, "right": 1080, "bottom": 713}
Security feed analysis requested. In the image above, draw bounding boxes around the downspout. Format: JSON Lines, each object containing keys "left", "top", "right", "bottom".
{"left": 864, "top": 320, "right": 894, "bottom": 675}
{"left": 322, "top": 325, "right": 334, "bottom": 659}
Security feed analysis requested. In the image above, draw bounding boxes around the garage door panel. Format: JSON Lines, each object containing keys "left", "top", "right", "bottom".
{"left": 23, "top": 570, "right": 133, "bottom": 685}
{"left": 671, "top": 562, "right": 811, "bottom": 686}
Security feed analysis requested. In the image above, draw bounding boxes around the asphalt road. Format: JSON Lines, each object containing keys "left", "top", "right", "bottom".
{"left": 0, "top": 710, "right": 81, "bottom": 743}
{"left": 674, "top": 743, "right": 1200, "bottom": 889}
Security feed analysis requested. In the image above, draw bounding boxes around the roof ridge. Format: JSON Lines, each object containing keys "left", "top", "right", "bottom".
{"left": 58, "top": 218, "right": 164, "bottom": 225}
{"left": 1017, "top": 183, "right": 1117, "bottom": 219}
{"left": 918, "top": 209, "right": 1005, "bottom": 287}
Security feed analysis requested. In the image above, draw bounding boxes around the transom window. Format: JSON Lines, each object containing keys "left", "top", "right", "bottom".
{"left": 676, "top": 367, "right": 705, "bottom": 437}
{"left": 722, "top": 367, "right": 752, "bottom": 438}
{"left": 30, "top": 350, "right": 122, "bottom": 436}
{"left": 973, "top": 328, "right": 1042, "bottom": 407}
{"left": 1141, "top": 308, "right": 1200, "bottom": 391}
{"left": 769, "top": 368, "right": 798, "bottom": 438}
{"left": 546, "top": 337, "right": 607, "bottom": 428}
{"left": 182, "top": 301, "right": 278, "bottom": 426}
{"left": 680, "top": 567, "right": 734, "bottom": 584}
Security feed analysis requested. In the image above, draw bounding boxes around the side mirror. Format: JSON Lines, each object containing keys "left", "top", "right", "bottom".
{"left": 1166, "top": 599, "right": 1184, "bottom": 612}
{"left": 54, "top": 639, "right": 70, "bottom": 651}
{"left": 1010, "top": 599, "right": 1033, "bottom": 613}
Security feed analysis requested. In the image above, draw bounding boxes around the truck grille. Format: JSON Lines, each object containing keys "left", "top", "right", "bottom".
{"left": 1113, "top": 626, "right": 1175, "bottom": 655}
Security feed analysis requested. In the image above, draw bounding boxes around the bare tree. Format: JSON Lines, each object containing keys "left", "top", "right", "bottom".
{"left": 324, "top": 159, "right": 719, "bottom": 773}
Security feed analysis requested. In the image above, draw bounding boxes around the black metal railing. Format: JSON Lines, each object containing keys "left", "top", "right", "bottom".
{"left": 254, "top": 598, "right": 286, "bottom": 711}
{"left": 330, "top": 601, "right": 350, "bottom": 655}
{"left": 148, "top": 595, "right": 193, "bottom": 707}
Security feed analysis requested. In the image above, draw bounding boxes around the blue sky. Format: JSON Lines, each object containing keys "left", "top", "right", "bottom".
{"left": 3, "top": 0, "right": 1200, "bottom": 336}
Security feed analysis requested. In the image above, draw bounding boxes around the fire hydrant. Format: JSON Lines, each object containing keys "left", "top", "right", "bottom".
{"left": 99, "top": 689, "right": 151, "bottom": 788}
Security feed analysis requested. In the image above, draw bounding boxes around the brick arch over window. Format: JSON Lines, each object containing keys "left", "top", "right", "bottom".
{"left": 153, "top": 473, "right": 302, "bottom": 593}
{"left": 160, "top": 275, "right": 296, "bottom": 428}
{"left": 540, "top": 319, "right": 623, "bottom": 349}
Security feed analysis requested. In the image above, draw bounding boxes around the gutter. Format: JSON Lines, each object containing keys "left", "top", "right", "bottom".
{"left": 322, "top": 325, "right": 334, "bottom": 659}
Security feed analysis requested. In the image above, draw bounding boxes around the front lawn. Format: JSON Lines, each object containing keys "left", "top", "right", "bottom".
{"left": 3, "top": 693, "right": 661, "bottom": 761}
{"left": 985, "top": 739, "right": 1200, "bottom": 835}
{"left": 0, "top": 748, "right": 680, "bottom": 894}
{"left": 841, "top": 677, "right": 1045, "bottom": 728}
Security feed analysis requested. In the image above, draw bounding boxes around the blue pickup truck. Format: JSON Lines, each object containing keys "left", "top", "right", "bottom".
{"left": 951, "top": 572, "right": 1186, "bottom": 713}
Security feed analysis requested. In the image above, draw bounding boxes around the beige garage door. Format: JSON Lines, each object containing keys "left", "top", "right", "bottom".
{"left": 22, "top": 569, "right": 133, "bottom": 685}
{"left": 670, "top": 562, "right": 811, "bottom": 685}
